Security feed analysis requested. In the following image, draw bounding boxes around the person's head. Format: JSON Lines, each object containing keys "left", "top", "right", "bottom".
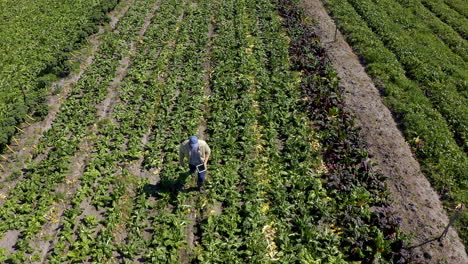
{"left": 189, "top": 136, "right": 198, "bottom": 149}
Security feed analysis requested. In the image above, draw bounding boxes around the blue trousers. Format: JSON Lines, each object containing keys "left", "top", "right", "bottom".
{"left": 189, "top": 164, "right": 206, "bottom": 185}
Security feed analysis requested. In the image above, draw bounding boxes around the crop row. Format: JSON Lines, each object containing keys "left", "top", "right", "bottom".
{"left": 393, "top": 0, "right": 467, "bottom": 61}
{"left": 444, "top": 0, "right": 468, "bottom": 18}
{"left": 0, "top": 0, "right": 162, "bottom": 261}
{"left": 141, "top": 0, "right": 216, "bottom": 261}
{"left": 0, "top": 0, "right": 119, "bottom": 152}
{"left": 347, "top": 0, "right": 468, "bottom": 148}
{"left": 420, "top": 0, "right": 468, "bottom": 38}
{"left": 325, "top": 0, "right": 468, "bottom": 244}
{"left": 116, "top": 3, "right": 189, "bottom": 260}
{"left": 196, "top": 0, "right": 407, "bottom": 262}
{"left": 47, "top": 0, "right": 185, "bottom": 262}
{"left": 198, "top": 0, "right": 285, "bottom": 261}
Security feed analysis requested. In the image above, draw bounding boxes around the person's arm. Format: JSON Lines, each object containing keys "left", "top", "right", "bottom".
{"left": 204, "top": 144, "right": 211, "bottom": 167}
{"left": 179, "top": 143, "right": 185, "bottom": 166}
{"left": 204, "top": 152, "right": 210, "bottom": 167}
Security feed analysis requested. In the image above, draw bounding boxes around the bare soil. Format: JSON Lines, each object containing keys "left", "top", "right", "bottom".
{"left": 300, "top": 0, "right": 467, "bottom": 263}
{"left": 0, "top": 230, "right": 20, "bottom": 255}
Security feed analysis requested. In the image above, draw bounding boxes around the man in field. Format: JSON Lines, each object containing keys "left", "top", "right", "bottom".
{"left": 179, "top": 136, "right": 211, "bottom": 192}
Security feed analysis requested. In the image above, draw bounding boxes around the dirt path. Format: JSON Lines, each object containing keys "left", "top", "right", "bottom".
{"left": 98, "top": 2, "right": 159, "bottom": 122}
{"left": 300, "top": 0, "right": 467, "bottom": 263}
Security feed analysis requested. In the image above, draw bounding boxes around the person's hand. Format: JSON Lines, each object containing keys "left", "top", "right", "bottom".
{"left": 204, "top": 161, "right": 208, "bottom": 168}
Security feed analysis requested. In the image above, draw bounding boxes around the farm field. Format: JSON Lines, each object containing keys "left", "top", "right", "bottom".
{"left": 0, "top": 0, "right": 119, "bottom": 151}
{"left": 324, "top": 0, "right": 468, "bottom": 245}
{"left": 0, "top": 0, "right": 466, "bottom": 263}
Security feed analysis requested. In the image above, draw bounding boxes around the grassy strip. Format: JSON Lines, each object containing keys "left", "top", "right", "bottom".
{"left": 326, "top": 0, "right": 468, "bottom": 244}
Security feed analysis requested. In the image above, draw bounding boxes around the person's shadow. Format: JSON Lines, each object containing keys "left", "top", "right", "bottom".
{"left": 142, "top": 169, "right": 198, "bottom": 201}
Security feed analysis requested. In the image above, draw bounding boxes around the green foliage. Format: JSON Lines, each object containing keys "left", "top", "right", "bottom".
{"left": 0, "top": 0, "right": 438, "bottom": 261}
{"left": 0, "top": 0, "right": 119, "bottom": 151}
{"left": 325, "top": 0, "right": 468, "bottom": 245}
{"left": 420, "top": 0, "right": 468, "bottom": 38}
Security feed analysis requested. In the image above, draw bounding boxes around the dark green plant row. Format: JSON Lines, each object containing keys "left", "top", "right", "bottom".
{"left": 325, "top": 0, "right": 467, "bottom": 247}
{"left": 444, "top": 0, "right": 468, "bottom": 18}
{"left": 420, "top": 0, "right": 468, "bottom": 38}
{"left": 0, "top": 0, "right": 120, "bottom": 152}
{"left": 0, "top": 0, "right": 162, "bottom": 261}
{"left": 193, "top": 0, "right": 409, "bottom": 262}
{"left": 275, "top": 0, "right": 413, "bottom": 261}
{"left": 267, "top": 0, "right": 410, "bottom": 261}
{"left": 394, "top": 0, "right": 467, "bottom": 61}
{"left": 345, "top": 0, "right": 468, "bottom": 149}
{"left": 197, "top": 0, "right": 283, "bottom": 259}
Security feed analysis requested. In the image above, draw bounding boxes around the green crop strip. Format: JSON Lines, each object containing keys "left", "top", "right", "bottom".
{"left": 326, "top": 0, "right": 468, "bottom": 246}
{"left": 394, "top": 0, "right": 467, "bottom": 61}
{"left": 345, "top": 0, "right": 468, "bottom": 147}
{"left": 141, "top": 1, "right": 213, "bottom": 261}
{"left": 444, "top": 0, "right": 468, "bottom": 18}
{"left": 0, "top": 0, "right": 119, "bottom": 152}
{"left": 420, "top": 0, "right": 468, "bottom": 38}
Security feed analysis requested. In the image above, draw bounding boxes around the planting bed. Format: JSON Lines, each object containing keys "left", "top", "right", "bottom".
{"left": 0, "top": 0, "right": 466, "bottom": 263}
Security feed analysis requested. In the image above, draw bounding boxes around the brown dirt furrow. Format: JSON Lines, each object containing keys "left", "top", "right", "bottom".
{"left": 0, "top": 230, "right": 20, "bottom": 255}
{"left": 0, "top": 0, "right": 135, "bottom": 201}
{"left": 30, "top": 138, "right": 95, "bottom": 264}
{"left": 97, "top": 2, "right": 160, "bottom": 122}
{"left": 197, "top": 22, "right": 215, "bottom": 138}
{"left": 300, "top": 0, "right": 467, "bottom": 263}
{"left": 109, "top": 0, "right": 136, "bottom": 29}
{"left": 180, "top": 202, "right": 197, "bottom": 263}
